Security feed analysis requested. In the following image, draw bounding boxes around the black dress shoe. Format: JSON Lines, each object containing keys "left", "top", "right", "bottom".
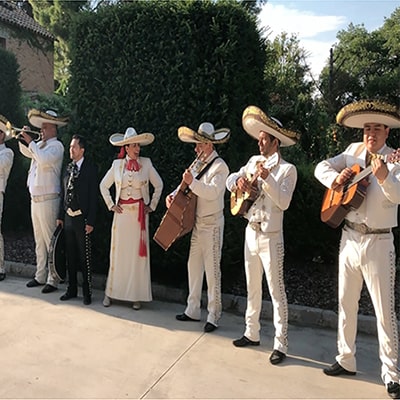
{"left": 26, "top": 279, "right": 43, "bottom": 288}
{"left": 0, "top": 272, "right": 6, "bottom": 281}
{"left": 387, "top": 382, "right": 400, "bottom": 399}
{"left": 323, "top": 362, "right": 356, "bottom": 376}
{"left": 60, "top": 291, "right": 77, "bottom": 301}
{"left": 83, "top": 296, "right": 92, "bottom": 305}
{"left": 233, "top": 336, "right": 260, "bottom": 347}
{"left": 204, "top": 322, "right": 217, "bottom": 333}
{"left": 176, "top": 313, "right": 200, "bottom": 322}
{"left": 41, "top": 284, "right": 57, "bottom": 294}
{"left": 269, "top": 349, "right": 286, "bottom": 365}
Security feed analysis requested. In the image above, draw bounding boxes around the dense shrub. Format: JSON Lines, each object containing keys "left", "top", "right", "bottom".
{"left": 67, "top": 0, "right": 268, "bottom": 284}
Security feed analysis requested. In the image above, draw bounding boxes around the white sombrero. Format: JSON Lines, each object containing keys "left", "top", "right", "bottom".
{"left": 28, "top": 109, "right": 69, "bottom": 128}
{"left": 109, "top": 127, "right": 154, "bottom": 146}
{"left": 242, "top": 105, "right": 300, "bottom": 147}
{"left": 178, "top": 122, "right": 230, "bottom": 144}
{"left": 336, "top": 100, "right": 400, "bottom": 129}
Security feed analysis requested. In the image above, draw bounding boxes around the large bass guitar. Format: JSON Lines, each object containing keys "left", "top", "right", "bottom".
{"left": 230, "top": 152, "right": 279, "bottom": 216}
{"left": 320, "top": 151, "right": 400, "bottom": 228}
{"left": 153, "top": 153, "right": 206, "bottom": 251}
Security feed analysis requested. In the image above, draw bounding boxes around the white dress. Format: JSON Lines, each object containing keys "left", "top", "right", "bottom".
{"left": 100, "top": 157, "right": 163, "bottom": 302}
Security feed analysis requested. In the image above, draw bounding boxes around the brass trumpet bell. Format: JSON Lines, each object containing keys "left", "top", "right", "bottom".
{"left": 5, "top": 121, "right": 41, "bottom": 142}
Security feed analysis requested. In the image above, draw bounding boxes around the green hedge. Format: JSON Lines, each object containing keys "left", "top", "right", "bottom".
{"left": 68, "top": 0, "right": 269, "bottom": 283}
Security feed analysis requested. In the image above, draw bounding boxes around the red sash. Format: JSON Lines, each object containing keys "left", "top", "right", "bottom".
{"left": 118, "top": 198, "right": 147, "bottom": 257}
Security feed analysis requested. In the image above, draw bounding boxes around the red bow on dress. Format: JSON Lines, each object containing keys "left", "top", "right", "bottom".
{"left": 126, "top": 159, "right": 140, "bottom": 171}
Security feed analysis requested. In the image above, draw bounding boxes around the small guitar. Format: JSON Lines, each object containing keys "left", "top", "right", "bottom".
{"left": 320, "top": 150, "right": 400, "bottom": 228}
{"left": 230, "top": 152, "right": 279, "bottom": 216}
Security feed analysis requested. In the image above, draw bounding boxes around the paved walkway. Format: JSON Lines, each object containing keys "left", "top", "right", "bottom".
{"left": 0, "top": 272, "right": 389, "bottom": 399}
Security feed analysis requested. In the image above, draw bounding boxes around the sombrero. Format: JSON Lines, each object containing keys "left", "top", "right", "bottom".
{"left": 28, "top": 109, "right": 69, "bottom": 128}
{"left": 109, "top": 127, "right": 154, "bottom": 146}
{"left": 178, "top": 122, "right": 230, "bottom": 144}
{"left": 336, "top": 100, "right": 400, "bottom": 129}
{"left": 242, "top": 105, "right": 299, "bottom": 147}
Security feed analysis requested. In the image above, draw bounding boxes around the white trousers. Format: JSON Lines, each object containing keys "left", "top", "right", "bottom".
{"left": 31, "top": 197, "right": 60, "bottom": 286}
{"left": 0, "top": 192, "right": 4, "bottom": 273}
{"left": 184, "top": 213, "right": 224, "bottom": 325}
{"left": 243, "top": 226, "right": 288, "bottom": 353}
{"left": 337, "top": 227, "right": 399, "bottom": 384}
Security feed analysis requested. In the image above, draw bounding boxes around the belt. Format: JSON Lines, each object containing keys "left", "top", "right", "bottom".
{"left": 248, "top": 221, "right": 261, "bottom": 232}
{"left": 344, "top": 220, "right": 390, "bottom": 235}
{"left": 66, "top": 208, "right": 83, "bottom": 217}
{"left": 31, "top": 193, "right": 60, "bottom": 203}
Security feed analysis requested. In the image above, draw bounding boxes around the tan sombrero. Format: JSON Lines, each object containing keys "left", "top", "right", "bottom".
{"left": 109, "top": 127, "right": 154, "bottom": 146}
{"left": 242, "top": 105, "right": 299, "bottom": 147}
{"left": 336, "top": 100, "right": 400, "bottom": 129}
{"left": 178, "top": 122, "right": 230, "bottom": 144}
{"left": 28, "top": 109, "right": 69, "bottom": 129}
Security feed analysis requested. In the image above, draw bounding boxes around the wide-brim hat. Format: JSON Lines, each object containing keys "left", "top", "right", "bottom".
{"left": 0, "top": 115, "right": 12, "bottom": 141}
{"left": 242, "top": 105, "right": 299, "bottom": 147}
{"left": 336, "top": 100, "right": 400, "bottom": 129}
{"left": 109, "top": 127, "right": 154, "bottom": 146}
{"left": 178, "top": 122, "right": 230, "bottom": 144}
{"left": 28, "top": 109, "right": 69, "bottom": 128}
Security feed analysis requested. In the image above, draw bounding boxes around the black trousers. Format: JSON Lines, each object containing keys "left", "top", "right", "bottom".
{"left": 64, "top": 214, "right": 92, "bottom": 297}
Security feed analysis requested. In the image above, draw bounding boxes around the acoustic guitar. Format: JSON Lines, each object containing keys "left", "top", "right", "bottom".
{"left": 320, "top": 151, "right": 400, "bottom": 228}
{"left": 230, "top": 152, "right": 279, "bottom": 216}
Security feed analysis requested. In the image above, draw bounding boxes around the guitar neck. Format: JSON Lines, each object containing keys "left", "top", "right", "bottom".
{"left": 347, "top": 153, "right": 390, "bottom": 187}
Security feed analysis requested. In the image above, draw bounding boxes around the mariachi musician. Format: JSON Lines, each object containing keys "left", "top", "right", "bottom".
{"left": 19, "top": 109, "right": 67, "bottom": 294}
{"left": 168, "top": 122, "right": 230, "bottom": 333}
{"left": 57, "top": 134, "right": 98, "bottom": 306}
{"left": 314, "top": 100, "right": 400, "bottom": 400}
{"left": 100, "top": 127, "right": 163, "bottom": 310}
{"left": 0, "top": 118, "right": 14, "bottom": 281}
{"left": 226, "top": 105, "right": 299, "bottom": 365}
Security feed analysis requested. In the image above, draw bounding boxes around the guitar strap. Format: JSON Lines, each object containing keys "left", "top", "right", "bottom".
{"left": 195, "top": 157, "right": 219, "bottom": 181}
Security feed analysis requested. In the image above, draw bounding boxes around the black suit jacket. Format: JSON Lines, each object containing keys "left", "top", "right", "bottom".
{"left": 58, "top": 158, "right": 98, "bottom": 227}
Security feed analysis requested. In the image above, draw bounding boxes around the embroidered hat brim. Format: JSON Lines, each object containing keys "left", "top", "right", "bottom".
{"left": 28, "top": 109, "right": 69, "bottom": 128}
{"left": 242, "top": 105, "right": 299, "bottom": 147}
{"left": 336, "top": 100, "right": 400, "bottom": 129}
{"left": 178, "top": 126, "right": 230, "bottom": 144}
{"left": 109, "top": 132, "right": 154, "bottom": 146}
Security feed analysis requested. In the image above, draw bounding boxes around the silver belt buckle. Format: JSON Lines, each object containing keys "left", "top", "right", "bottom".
{"left": 66, "top": 208, "right": 82, "bottom": 217}
{"left": 249, "top": 222, "right": 261, "bottom": 232}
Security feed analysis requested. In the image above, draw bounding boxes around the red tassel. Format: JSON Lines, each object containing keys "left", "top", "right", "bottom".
{"left": 117, "top": 147, "right": 125, "bottom": 159}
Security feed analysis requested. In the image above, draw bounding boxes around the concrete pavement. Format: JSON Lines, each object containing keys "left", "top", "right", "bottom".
{"left": 0, "top": 266, "right": 390, "bottom": 400}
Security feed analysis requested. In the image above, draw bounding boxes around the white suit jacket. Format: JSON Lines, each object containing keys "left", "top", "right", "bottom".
{"left": 314, "top": 142, "right": 400, "bottom": 229}
{"left": 100, "top": 156, "right": 163, "bottom": 211}
{"left": 19, "top": 138, "right": 64, "bottom": 195}
{"left": 172, "top": 150, "right": 229, "bottom": 219}
{"left": 0, "top": 144, "right": 14, "bottom": 193}
{"left": 226, "top": 154, "right": 297, "bottom": 233}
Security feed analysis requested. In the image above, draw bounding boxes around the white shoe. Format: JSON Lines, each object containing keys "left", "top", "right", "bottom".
{"left": 132, "top": 301, "right": 141, "bottom": 310}
{"left": 103, "top": 295, "right": 111, "bottom": 307}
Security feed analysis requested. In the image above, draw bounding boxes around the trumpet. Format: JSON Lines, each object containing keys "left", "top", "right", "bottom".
{"left": 5, "top": 121, "right": 41, "bottom": 142}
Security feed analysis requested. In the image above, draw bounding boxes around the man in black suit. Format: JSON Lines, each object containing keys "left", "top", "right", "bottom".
{"left": 58, "top": 134, "right": 98, "bottom": 305}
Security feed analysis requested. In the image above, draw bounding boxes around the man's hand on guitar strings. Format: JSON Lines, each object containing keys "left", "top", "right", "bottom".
{"left": 333, "top": 167, "right": 354, "bottom": 189}
{"left": 183, "top": 169, "right": 194, "bottom": 185}
{"left": 371, "top": 157, "right": 388, "bottom": 183}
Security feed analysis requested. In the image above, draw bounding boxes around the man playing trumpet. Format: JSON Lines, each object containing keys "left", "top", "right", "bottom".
{"left": 19, "top": 109, "right": 68, "bottom": 293}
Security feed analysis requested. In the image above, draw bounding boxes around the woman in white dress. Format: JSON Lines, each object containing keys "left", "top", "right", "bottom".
{"left": 100, "top": 127, "right": 163, "bottom": 309}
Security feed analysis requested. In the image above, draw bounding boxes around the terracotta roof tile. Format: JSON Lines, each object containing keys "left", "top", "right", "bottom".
{"left": 0, "top": 1, "right": 53, "bottom": 40}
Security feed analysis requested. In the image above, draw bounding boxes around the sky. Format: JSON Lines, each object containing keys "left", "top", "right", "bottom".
{"left": 258, "top": 0, "right": 399, "bottom": 78}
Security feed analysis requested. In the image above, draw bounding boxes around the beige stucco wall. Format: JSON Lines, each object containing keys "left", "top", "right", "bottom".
{"left": 0, "top": 24, "right": 54, "bottom": 94}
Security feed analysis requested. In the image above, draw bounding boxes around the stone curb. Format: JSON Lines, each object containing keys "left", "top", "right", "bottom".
{"left": 4, "top": 260, "right": 378, "bottom": 336}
